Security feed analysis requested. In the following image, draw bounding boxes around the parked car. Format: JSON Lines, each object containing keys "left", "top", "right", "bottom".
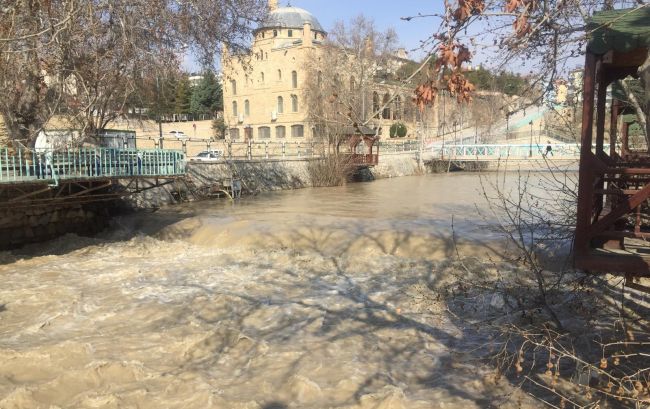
{"left": 168, "top": 130, "right": 187, "bottom": 139}
{"left": 192, "top": 150, "right": 223, "bottom": 161}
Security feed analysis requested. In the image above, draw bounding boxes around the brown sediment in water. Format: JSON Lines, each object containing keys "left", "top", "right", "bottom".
{"left": 0, "top": 174, "right": 554, "bottom": 408}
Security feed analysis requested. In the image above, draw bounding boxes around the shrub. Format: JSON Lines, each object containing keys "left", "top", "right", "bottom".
{"left": 307, "top": 155, "right": 356, "bottom": 187}
{"left": 389, "top": 122, "right": 407, "bottom": 138}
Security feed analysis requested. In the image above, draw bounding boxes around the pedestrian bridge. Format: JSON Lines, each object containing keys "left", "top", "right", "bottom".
{"left": 0, "top": 147, "right": 185, "bottom": 185}
{"left": 424, "top": 143, "right": 598, "bottom": 161}
{"left": 0, "top": 146, "right": 185, "bottom": 208}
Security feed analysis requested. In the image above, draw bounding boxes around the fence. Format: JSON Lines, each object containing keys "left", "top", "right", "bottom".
{"left": 0, "top": 147, "right": 185, "bottom": 185}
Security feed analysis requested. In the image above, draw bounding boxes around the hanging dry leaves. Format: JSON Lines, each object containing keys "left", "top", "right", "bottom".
{"left": 414, "top": 82, "right": 438, "bottom": 112}
{"left": 445, "top": 72, "right": 475, "bottom": 103}
{"left": 453, "top": 0, "right": 486, "bottom": 22}
{"left": 513, "top": 14, "right": 531, "bottom": 36}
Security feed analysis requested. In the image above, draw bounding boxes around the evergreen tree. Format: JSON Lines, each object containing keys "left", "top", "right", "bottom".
{"left": 190, "top": 70, "right": 223, "bottom": 116}
{"left": 175, "top": 76, "right": 192, "bottom": 115}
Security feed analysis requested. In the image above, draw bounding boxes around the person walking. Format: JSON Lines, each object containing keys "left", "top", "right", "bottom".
{"left": 544, "top": 141, "right": 553, "bottom": 157}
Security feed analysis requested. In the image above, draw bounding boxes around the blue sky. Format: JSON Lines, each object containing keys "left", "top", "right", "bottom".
{"left": 183, "top": 0, "right": 446, "bottom": 71}
{"left": 285, "top": 0, "right": 446, "bottom": 58}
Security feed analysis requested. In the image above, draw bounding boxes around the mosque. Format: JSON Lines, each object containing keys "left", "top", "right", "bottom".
{"left": 221, "top": 0, "right": 436, "bottom": 142}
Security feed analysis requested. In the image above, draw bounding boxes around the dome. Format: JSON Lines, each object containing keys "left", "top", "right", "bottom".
{"left": 257, "top": 6, "right": 325, "bottom": 33}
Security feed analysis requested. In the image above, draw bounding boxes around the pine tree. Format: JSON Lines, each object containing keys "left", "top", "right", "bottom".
{"left": 190, "top": 70, "right": 223, "bottom": 116}
{"left": 175, "top": 76, "right": 192, "bottom": 115}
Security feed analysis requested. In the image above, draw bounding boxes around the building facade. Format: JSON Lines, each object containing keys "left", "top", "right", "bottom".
{"left": 221, "top": 1, "right": 435, "bottom": 142}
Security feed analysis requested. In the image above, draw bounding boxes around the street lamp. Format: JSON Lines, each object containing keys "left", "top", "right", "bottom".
{"left": 529, "top": 120, "right": 533, "bottom": 157}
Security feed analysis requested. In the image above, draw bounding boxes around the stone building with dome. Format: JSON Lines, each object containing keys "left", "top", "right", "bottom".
{"left": 221, "top": 0, "right": 325, "bottom": 141}
{"left": 221, "top": 0, "right": 436, "bottom": 142}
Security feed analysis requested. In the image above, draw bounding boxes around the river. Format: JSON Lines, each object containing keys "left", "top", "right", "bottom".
{"left": 0, "top": 173, "right": 555, "bottom": 408}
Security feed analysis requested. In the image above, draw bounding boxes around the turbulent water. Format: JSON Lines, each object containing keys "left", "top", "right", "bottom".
{"left": 0, "top": 174, "right": 547, "bottom": 408}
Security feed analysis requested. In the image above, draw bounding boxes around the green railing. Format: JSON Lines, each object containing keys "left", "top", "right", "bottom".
{"left": 0, "top": 147, "right": 185, "bottom": 184}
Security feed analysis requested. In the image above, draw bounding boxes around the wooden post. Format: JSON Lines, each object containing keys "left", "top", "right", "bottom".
{"left": 574, "top": 52, "right": 599, "bottom": 259}
{"left": 609, "top": 98, "right": 619, "bottom": 158}
{"left": 595, "top": 68, "right": 608, "bottom": 155}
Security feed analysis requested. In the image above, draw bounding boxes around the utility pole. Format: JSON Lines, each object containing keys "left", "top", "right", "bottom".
{"left": 529, "top": 120, "right": 533, "bottom": 157}
{"left": 156, "top": 76, "right": 164, "bottom": 149}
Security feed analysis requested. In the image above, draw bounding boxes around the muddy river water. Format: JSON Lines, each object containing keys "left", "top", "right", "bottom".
{"left": 0, "top": 173, "right": 552, "bottom": 408}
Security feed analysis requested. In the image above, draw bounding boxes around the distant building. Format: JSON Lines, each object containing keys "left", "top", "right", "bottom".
{"left": 221, "top": 0, "right": 434, "bottom": 141}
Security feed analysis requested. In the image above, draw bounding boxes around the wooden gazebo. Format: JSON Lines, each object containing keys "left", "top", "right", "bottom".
{"left": 574, "top": 7, "right": 650, "bottom": 276}
{"left": 341, "top": 126, "right": 379, "bottom": 166}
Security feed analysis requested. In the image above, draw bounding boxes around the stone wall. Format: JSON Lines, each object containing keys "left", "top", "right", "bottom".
{"left": 188, "top": 158, "right": 313, "bottom": 192}
{"left": 0, "top": 203, "right": 111, "bottom": 249}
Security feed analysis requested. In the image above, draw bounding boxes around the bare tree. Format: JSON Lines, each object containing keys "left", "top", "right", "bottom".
{"left": 0, "top": 0, "right": 267, "bottom": 146}
{"left": 304, "top": 15, "right": 418, "bottom": 150}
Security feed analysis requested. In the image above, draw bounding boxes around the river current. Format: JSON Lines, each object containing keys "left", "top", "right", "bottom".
{"left": 0, "top": 173, "right": 550, "bottom": 408}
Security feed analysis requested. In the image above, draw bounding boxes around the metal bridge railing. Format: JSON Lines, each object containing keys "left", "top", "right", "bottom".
{"left": 0, "top": 147, "right": 185, "bottom": 184}
{"left": 428, "top": 143, "right": 603, "bottom": 159}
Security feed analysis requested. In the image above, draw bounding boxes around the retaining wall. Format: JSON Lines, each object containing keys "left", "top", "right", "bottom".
{"left": 0, "top": 203, "right": 111, "bottom": 249}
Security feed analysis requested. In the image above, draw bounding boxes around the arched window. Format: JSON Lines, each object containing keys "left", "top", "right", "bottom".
{"left": 373, "top": 92, "right": 380, "bottom": 119}
{"left": 288, "top": 29, "right": 293, "bottom": 37}
{"left": 265, "top": 52, "right": 268, "bottom": 59}
{"left": 260, "top": 72, "right": 265, "bottom": 84}
{"left": 317, "top": 71, "right": 322, "bottom": 88}
{"left": 394, "top": 95, "right": 402, "bottom": 120}
{"left": 291, "top": 71, "right": 298, "bottom": 88}
{"left": 229, "top": 128, "right": 240, "bottom": 139}
{"left": 244, "top": 100, "right": 250, "bottom": 116}
{"left": 232, "top": 101, "right": 238, "bottom": 117}
{"left": 273, "top": 29, "right": 278, "bottom": 37}
{"left": 277, "top": 69, "right": 282, "bottom": 81}
{"left": 291, "top": 95, "right": 298, "bottom": 112}
{"left": 382, "top": 93, "right": 391, "bottom": 119}
{"left": 277, "top": 96, "right": 284, "bottom": 114}
{"left": 276, "top": 125, "right": 286, "bottom": 138}
{"left": 231, "top": 80, "right": 237, "bottom": 95}
{"left": 350, "top": 76, "right": 356, "bottom": 92}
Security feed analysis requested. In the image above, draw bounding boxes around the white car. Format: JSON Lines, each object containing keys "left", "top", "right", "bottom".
{"left": 192, "top": 150, "right": 223, "bottom": 161}
{"left": 168, "top": 130, "right": 187, "bottom": 139}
